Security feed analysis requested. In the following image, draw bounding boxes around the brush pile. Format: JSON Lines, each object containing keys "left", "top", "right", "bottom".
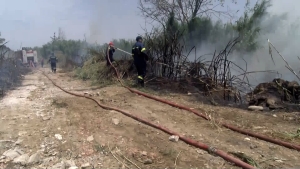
{"left": 246, "top": 78, "right": 300, "bottom": 109}
{"left": 75, "top": 50, "right": 136, "bottom": 83}
{"left": 0, "top": 60, "right": 30, "bottom": 96}
{"left": 0, "top": 44, "right": 30, "bottom": 96}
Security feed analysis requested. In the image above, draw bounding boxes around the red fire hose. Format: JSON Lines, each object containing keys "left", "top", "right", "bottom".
{"left": 125, "top": 87, "right": 300, "bottom": 151}
{"left": 42, "top": 71, "right": 255, "bottom": 169}
{"left": 107, "top": 45, "right": 300, "bottom": 152}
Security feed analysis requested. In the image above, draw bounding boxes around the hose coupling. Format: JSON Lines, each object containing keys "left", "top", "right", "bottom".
{"left": 208, "top": 146, "right": 217, "bottom": 156}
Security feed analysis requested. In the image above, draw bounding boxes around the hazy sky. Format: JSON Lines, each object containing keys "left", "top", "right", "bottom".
{"left": 0, "top": 0, "right": 298, "bottom": 50}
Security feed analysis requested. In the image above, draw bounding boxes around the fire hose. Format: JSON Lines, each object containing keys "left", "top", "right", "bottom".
{"left": 115, "top": 47, "right": 132, "bottom": 56}
{"left": 108, "top": 45, "right": 300, "bottom": 152}
{"left": 115, "top": 47, "right": 174, "bottom": 68}
{"left": 42, "top": 71, "right": 255, "bottom": 169}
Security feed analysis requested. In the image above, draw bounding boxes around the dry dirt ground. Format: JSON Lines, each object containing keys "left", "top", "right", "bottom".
{"left": 0, "top": 67, "right": 300, "bottom": 169}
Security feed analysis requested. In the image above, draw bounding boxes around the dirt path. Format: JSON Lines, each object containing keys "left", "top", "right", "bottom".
{"left": 0, "top": 69, "right": 299, "bottom": 169}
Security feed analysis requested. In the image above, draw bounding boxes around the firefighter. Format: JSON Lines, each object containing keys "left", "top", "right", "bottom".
{"left": 106, "top": 42, "right": 116, "bottom": 66}
{"left": 132, "top": 36, "right": 148, "bottom": 87}
{"left": 48, "top": 52, "right": 58, "bottom": 73}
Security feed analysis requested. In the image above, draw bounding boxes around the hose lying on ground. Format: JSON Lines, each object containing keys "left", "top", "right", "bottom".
{"left": 42, "top": 71, "right": 256, "bottom": 169}
{"left": 107, "top": 46, "right": 300, "bottom": 152}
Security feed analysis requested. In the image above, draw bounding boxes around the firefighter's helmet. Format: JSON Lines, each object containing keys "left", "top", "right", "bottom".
{"left": 136, "top": 36, "right": 142, "bottom": 42}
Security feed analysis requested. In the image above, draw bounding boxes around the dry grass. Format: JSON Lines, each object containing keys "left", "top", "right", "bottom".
{"left": 271, "top": 129, "right": 300, "bottom": 142}
{"left": 51, "top": 99, "right": 68, "bottom": 108}
{"left": 75, "top": 56, "right": 134, "bottom": 85}
{"left": 229, "top": 152, "right": 259, "bottom": 167}
{"left": 94, "top": 142, "right": 109, "bottom": 154}
{"left": 160, "top": 148, "right": 178, "bottom": 161}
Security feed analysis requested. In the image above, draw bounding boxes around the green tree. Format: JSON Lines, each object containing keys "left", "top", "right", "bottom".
{"left": 166, "top": 11, "right": 180, "bottom": 37}
{"left": 233, "top": 0, "right": 272, "bottom": 53}
{"left": 187, "top": 17, "right": 213, "bottom": 46}
{"left": 0, "top": 33, "right": 5, "bottom": 44}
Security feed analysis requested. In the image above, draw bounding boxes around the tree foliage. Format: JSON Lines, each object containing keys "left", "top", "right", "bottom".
{"left": 58, "top": 27, "right": 66, "bottom": 40}
{"left": 36, "top": 39, "right": 85, "bottom": 60}
{"left": 187, "top": 17, "right": 213, "bottom": 46}
{"left": 0, "top": 33, "right": 5, "bottom": 44}
{"left": 0, "top": 33, "right": 10, "bottom": 63}
{"left": 32, "top": 0, "right": 272, "bottom": 74}
{"left": 233, "top": 0, "right": 272, "bottom": 52}
{"left": 166, "top": 10, "right": 180, "bottom": 37}
{"left": 140, "top": 0, "right": 272, "bottom": 55}
{"left": 138, "top": 0, "right": 233, "bottom": 25}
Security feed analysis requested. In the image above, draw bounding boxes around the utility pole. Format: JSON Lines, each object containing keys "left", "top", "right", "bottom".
{"left": 50, "top": 32, "right": 56, "bottom": 54}
{"left": 83, "top": 34, "right": 86, "bottom": 54}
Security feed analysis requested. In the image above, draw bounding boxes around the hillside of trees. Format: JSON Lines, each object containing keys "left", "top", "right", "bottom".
{"left": 34, "top": 0, "right": 273, "bottom": 63}
{"left": 2, "top": 0, "right": 298, "bottom": 102}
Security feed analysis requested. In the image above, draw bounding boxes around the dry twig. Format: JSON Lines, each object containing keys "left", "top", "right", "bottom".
{"left": 268, "top": 39, "right": 300, "bottom": 81}
{"left": 174, "top": 150, "right": 182, "bottom": 169}
{"left": 108, "top": 142, "right": 130, "bottom": 169}
{"left": 115, "top": 147, "right": 142, "bottom": 169}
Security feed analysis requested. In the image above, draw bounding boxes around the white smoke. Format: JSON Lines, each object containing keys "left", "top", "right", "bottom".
{"left": 189, "top": 0, "right": 300, "bottom": 86}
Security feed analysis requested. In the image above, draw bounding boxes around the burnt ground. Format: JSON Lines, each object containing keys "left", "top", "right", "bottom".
{"left": 0, "top": 66, "right": 299, "bottom": 169}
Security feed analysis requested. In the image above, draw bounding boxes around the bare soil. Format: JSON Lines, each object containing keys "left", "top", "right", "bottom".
{"left": 0, "top": 67, "right": 299, "bottom": 169}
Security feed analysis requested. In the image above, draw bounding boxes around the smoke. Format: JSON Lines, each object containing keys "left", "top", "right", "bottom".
{"left": 86, "top": 0, "right": 103, "bottom": 45}
{"left": 87, "top": 22, "right": 102, "bottom": 45}
{"left": 189, "top": 0, "right": 300, "bottom": 86}
{"left": 81, "top": 0, "right": 300, "bottom": 85}
{"left": 238, "top": 14, "right": 300, "bottom": 85}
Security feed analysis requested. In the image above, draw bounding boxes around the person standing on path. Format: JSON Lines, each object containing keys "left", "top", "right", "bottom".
{"left": 48, "top": 52, "right": 58, "bottom": 73}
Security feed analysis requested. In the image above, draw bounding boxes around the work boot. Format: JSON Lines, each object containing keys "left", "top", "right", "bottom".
{"left": 141, "top": 80, "right": 144, "bottom": 87}
{"left": 137, "top": 79, "right": 144, "bottom": 87}
{"left": 136, "top": 79, "right": 142, "bottom": 87}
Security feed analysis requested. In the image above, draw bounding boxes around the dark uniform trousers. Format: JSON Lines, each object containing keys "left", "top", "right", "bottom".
{"left": 132, "top": 42, "right": 148, "bottom": 86}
